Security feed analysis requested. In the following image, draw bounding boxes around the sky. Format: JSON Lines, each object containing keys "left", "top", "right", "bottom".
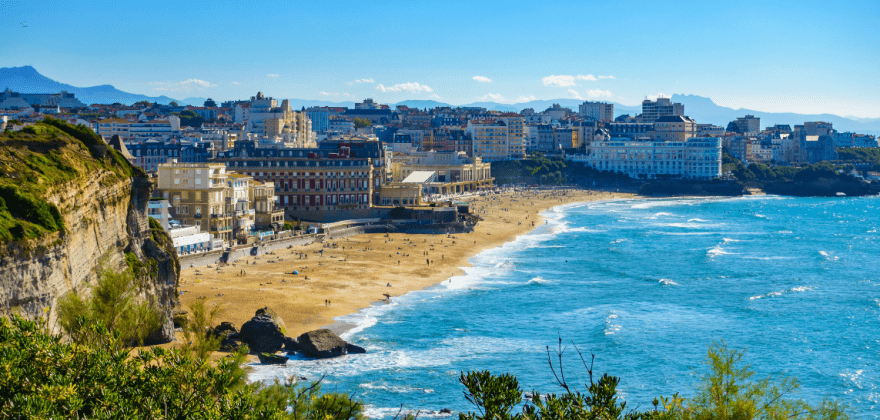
{"left": 1, "top": 0, "right": 879, "bottom": 117}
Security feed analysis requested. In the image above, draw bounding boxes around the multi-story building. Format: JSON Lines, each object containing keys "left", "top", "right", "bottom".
{"left": 697, "top": 124, "right": 725, "bottom": 137}
{"left": 306, "top": 107, "right": 330, "bottom": 133}
{"left": 127, "top": 140, "right": 215, "bottom": 172}
{"left": 212, "top": 137, "right": 386, "bottom": 222}
{"left": 95, "top": 117, "right": 180, "bottom": 141}
{"left": 569, "top": 137, "right": 722, "bottom": 180}
{"left": 252, "top": 181, "right": 285, "bottom": 230}
{"left": 732, "top": 115, "right": 761, "bottom": 135}
{"left": 639, "top": 97, "right": 684, "bottom": 123}
{"left": 467, "top": 119, "right": 510, "bottom": 162}
{"left": 653, "top": 115, "right": 696, "bottom": 142}
{"left": 498, "top": 115, "right": 525, "bottom": 159}
{"left": 607, "top": 122, "right": 654, "bottom": 140}
{"left": 156, "top": 163, "right": 237, "bottom": 243}
{"left": 578, "top": 101, "right": 614, "bottom": 122}
{"left": 236, "top": 92, "right": 312, "bottom": 143}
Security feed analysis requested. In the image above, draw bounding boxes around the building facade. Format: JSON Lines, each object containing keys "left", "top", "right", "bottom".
{"left": 570, "top": 137, "right": 722, "bottom": 180}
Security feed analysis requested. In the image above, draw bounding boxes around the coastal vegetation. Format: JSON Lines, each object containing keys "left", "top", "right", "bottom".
{"left": 0, "top": 117, "right": 143, "bottom": 242}
{"left": 837, "top": 147, "right": 880, "bottom": 170}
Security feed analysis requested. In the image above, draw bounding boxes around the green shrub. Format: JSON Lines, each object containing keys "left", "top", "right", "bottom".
{"left": 0, "top": 315, "right": 365, "bottom": 419}
{"left": 57, "top": 263, "right": 162, "bottom": 347}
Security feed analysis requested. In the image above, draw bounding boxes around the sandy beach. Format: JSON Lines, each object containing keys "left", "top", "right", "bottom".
{"left": 177, "top": 189, "right": 638, "bottom": 337}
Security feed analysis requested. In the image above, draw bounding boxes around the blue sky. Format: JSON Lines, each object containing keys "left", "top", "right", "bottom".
{"left": 1, "top": 0, "right": 878, "bottom": 117}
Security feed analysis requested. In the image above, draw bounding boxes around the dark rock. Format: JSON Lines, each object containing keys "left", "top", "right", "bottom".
{"left": 345, "top": 343, "right": 366, "bottom": 354}
{"left": 440, "top": 408, "right": 453, "bottom": 414}
{"left": 257, "top": 352, "right": 288, "bottom": 365}
{"left": 239, "top": 307, "right": 288, "bottom": 354}
{"left": 214, "top": 321, "right": 238, "bottom": 336}
{"left": 296, "top": 329, "right": 366, "bottom": 359}
{"left": 283, "top": 336, "right": 300, "bottom": 353}
{"left": 220, "top": 336, "right": 241, "bottom": 352}
{"left": 172, "top": 311, "right": 189, "bottom": 329}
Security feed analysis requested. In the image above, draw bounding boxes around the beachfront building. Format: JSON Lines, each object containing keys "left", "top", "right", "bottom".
{"left": 390, "top": 151, "right": 493, "bottom": 195}
{"left": 652, "top": 115, "right": 697, "bottom": 142}
{"left": 212, "top": 136, "right": 387, "bottom": 222}
{"left": 568, "top": 137, "right": 722, "bottom": 180}
{"left": 155, "top": 162, "right": 280, "bottom": 244}
{"left": 638, "top": 97, "right": 684, "bottom": 123}
{"left": 167, "top": 225, "right": 223, "bottom": 255}
{"left": 235, "top": 92, "right": 313, "bottom": 143}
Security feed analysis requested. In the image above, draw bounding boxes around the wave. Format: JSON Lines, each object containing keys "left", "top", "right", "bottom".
{"left": 688, "top": 218, "right": 711, "bottom": 222}
{"left": 749, "top": 286, "right": 816, "bottom": 300}
{"left": 661, "top": 222, "right": 721, "bottom": 229}
{"left": 658, "top": 279, "right": 679, "bottom": 286}
{"left": 723, "top": 238, "right": 742, "bottom": 243}
{"left": 610, "top": 238, "right": 628, "bottom": 244}
{"left": 363, "top": 406, "right": 452, "bottom": 419}
{"left": 360, "top": 382, "right": 434, "bottom": 394}
{"left": 604, "top": 312, "right": 622, "bottom": 335}
{"left": 707, "top": 244, "right": 734, "bottom": 258}
{"left": 527, "top": 276, "right": 552, "bottom": 284}
{"left": 819, "top": 251, "right": 839, "bottom": 261}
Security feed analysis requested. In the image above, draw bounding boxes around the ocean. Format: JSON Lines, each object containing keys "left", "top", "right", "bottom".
{"left": 250, "top": 195, "right": 880, "bottom": 418}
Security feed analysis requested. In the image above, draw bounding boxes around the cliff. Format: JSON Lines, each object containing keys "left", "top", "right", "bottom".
{"left": 0, "top": 119, "right": 179, "bottom": 342}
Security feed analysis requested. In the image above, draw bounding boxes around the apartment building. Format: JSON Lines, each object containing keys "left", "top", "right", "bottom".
{"left": 467, "top": 119, "right": 510, "bottom": 162}
{"left": 95, "top": 117, "right": 181, "bottom": 141}
{"left": 653, "top": 115, "right": 696, "bottom": 142}
{"left": 578, "top": 101, "right": 614, "bottom": 122}
{"left": 569, "top": 137, "right": 722, "bottom": 180}
{"left": 639, "top": 97, "right": 684, "bottom": 123}
{"left": 156, "top": 163, "right": 236, "bottom": 243}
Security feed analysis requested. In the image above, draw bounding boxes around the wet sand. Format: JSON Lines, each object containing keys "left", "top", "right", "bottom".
{"left": 177, "top": 189, "right": 638, "bottom": 337}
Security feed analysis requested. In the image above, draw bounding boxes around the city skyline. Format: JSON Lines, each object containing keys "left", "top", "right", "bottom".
{"left": 1, "top": 0, "right": 878, "bottom": 117}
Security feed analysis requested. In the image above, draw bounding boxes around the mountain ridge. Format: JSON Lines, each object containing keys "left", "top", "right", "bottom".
{"left": 1, "top": 66, "right": 876, "bottom": 134}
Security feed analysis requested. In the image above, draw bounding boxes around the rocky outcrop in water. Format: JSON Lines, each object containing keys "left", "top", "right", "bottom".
{"left": 295, "top": 329, "right": 366, "bottom": 359}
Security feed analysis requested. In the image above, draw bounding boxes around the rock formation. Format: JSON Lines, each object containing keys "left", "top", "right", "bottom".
{"left": 0, "top": 119, "right": 179, "bottom": 342}
{"left": 295, "top": 329, "right": 366, "bottom": 359}
{"left": 239, "top": 307, "right": 288, "bottom": 353}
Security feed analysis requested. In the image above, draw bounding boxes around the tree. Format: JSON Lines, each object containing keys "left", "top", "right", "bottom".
{"left": 134, "top": 100, "right": 151, "bottom": 108}
{"left": 726, "top": 121, "right": 741, "bottom": 134}
{"left": 169, "top": 101, "right": 179, "bottom": 107}
{"left": 178, "top": 109, "right": 204, "bottom": 128}
{"left": 204, "top": 98, "right": 217, "bottom": 108}
{"left": 353, "top": 117, "right": 371, "bottom": 129}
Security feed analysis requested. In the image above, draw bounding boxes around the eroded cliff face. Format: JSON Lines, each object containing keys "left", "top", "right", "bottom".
{"left": 0, "top": 173, "right": 179, "bottom": 342}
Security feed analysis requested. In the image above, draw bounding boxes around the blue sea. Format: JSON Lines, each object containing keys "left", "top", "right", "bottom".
{"left": 251, "top": 196, "right": 880, "bottom": 418}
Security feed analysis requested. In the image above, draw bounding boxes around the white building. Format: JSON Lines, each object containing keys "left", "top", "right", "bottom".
{"left": 569, "top": 137, "right": 722, "bottom": 180}
{"left": 168, "top": 225, "right": 222, "bottom": 254}
{"left": 578, "top": 101, "right": 614, "bottom": 122}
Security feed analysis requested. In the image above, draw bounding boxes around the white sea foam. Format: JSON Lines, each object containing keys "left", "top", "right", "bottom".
{"left": 723, "top": 238, "right": 742, "bottom": 243}
{"left": 707, "top": 244, "right": 733, "bottom": 257}
{"left": 360, "top": 382, "right": 434, "bottom": 394}
{"left": 604, "top": 312, "right": 622, "bottom": 335}
{"left": 819, "top": 251, "right": 839, "bottom": 261}
{"left": 610, "top": 238, "right": 628, "bottom": 244}
{"left": 749, "top": 286, "right": 816, "bottom": 300}
{"left": 658, "top": 279, "right": 679, "bottom": 286}
{"left": 688, "top": 218, "right": 710, "bottom": 222}
{"left": 528, "top": 276, "right": 551, "bottom": 284}
{"left": 662, "top": 222, "right": 721, "bottom": 229}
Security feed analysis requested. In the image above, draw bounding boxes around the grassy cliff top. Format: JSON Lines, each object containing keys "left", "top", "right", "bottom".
{"left": 0, "top": 118, "right": 145, "bottom": 242}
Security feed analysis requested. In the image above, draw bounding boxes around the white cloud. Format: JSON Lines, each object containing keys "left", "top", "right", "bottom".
{"left": 477, "top": 93, "right": 537, "bottom": 104}
{"left": 542, "top": 74, "right": 598, "bottom": 87}
{"left": 375, "top": 82, "right": 433, "bottom": 93}
{"left": 598, "top": 75, "right": 616, "bottom": 79}
{"left": 430, "top": 93, "right": 442, "bottom": 100}
{"left": 356, "top": 78, "right": 374, "bottom": 83}
{"left": 568, "top": 89, "right": 584, "bottom": 100}
{"left": 231, "top": 81, "right": 241, "bottom": 85}
{"left": 267, "top": 73, "right": 280, "bottom": 77}
{"left": 646, "top": 92, "right": 668, "bottom": 101}
{"left": 587, "top": 89, "right": 613, "bottom": 98}
{"left": 149, "top": 78, "right": 215, "bottom": 92}
{"left": 472, "top": 76, "right": 492, "bottom": 83}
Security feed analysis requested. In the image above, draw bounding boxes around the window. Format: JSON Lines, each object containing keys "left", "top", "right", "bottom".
{"left": 174, "top": 178, "right": 179, "bottom": 185}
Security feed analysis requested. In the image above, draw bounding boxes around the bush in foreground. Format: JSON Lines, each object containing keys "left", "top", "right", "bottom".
{"left": 0, "top": 315, "right": 364, "bottom": 419}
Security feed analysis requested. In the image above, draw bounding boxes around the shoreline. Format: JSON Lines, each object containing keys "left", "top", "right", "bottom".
{"left": 177, "top": 189, "right": 640, "bottom": 339}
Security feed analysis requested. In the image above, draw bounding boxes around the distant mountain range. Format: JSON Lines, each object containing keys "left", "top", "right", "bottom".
{"left": 1, "top": 66, "right": 876, "bottom": 135}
